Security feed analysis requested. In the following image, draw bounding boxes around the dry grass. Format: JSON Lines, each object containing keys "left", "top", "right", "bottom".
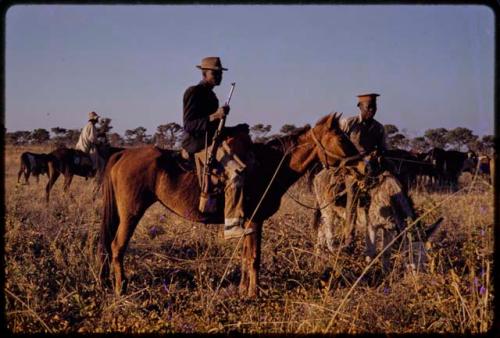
{"left": 4, "top": 145, "right": 494, "bottom": 333}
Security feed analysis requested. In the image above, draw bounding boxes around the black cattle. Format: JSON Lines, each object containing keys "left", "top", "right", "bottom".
{"left": 426, "top": 148, "right": 477, "bottom": 191}
{"left": 380, "top": 149, "right": 434, "bottom": 191}
{"left": 477, "top": 155, "right": 494, "bottom": 184}
{"left": 17, "top": 151, "right": 50, "bottom": 184}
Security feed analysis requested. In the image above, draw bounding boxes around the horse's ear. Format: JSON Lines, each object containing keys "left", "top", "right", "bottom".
{"left": 328, "top": 112, "right": 343, "bottom": 130}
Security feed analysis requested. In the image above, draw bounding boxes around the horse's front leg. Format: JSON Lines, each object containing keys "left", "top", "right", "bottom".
{"left": 239, "top": 220, "right": 261, "bottom": 298}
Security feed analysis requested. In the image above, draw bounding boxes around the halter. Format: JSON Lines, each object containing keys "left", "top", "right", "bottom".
{"left": 309, "top": 127, "right": 344, "bottom": 169}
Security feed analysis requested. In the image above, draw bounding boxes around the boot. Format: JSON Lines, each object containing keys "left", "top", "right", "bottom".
{"left": 223, "top": 224, "right": 254, "bottom": 240}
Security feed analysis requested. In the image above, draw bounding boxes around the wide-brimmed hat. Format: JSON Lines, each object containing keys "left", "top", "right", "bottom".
{"left": 196, "top": 57, "right": 228, "bottom": 71}
{"left": 357, "top": 93, "right": 380, "bottom": 103}
{"left": 88, "top": 111, "right": 100, "bottom": 121}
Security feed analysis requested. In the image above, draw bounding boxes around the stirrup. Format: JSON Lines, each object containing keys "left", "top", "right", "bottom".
{"left": 223, "top": 225, "right": 254, "bottom": 240}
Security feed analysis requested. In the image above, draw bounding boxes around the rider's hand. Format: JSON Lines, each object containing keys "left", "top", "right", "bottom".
{"left": 209, "top": 106, "right": 229, "bottom": 122}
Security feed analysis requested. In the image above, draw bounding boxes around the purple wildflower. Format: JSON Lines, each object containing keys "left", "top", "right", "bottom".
{"left": 479, "top": 206, "right": 487, "bottom": 215}
{"left": 159, "top": 215, "right": 166, "bottom": 222}
{"left": 479, "top": 286, "right": 486, "bottom": 296}
{"left": 149, "top": 226, "right": 158, "bottom": 238}
{"left": 383, "top": 287, "right": 390, "bottom": 295}
{"left": 473, "top": 277, "right": 479, "bottom": 287}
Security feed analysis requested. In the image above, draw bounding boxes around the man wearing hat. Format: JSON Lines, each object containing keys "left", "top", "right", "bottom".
{"left": 340, "top": 93, "right": 388, "bottom": 154}
{"left": 75, "top": 111, "right": 101, "bottom": 172}
{"left": 181, "top": 56, "right": 251, "bottom": 240}
{"left": 340, "top": 93, "right": 388, "bottom": 250}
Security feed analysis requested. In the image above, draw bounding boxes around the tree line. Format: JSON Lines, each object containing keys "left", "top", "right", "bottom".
{"left": 5, "top": 118, "right": 495, "bottom": 155}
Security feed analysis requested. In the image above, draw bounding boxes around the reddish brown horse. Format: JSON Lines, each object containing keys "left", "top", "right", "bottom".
{"left": 46, "top": 145, "right": 124, "bottom": 202}
{"left": 99, "top": 113, "right": 361, "bottom": 297}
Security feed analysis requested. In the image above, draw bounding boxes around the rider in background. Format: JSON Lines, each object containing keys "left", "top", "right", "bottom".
{"left": 75, "top": 111, "right": 100, "bottom": 172}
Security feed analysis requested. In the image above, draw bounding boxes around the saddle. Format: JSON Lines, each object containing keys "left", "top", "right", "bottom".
{"left": 73, "top": 150, "right": 92, "bottom": 167}
{"left": 155, "top": 147, "right": 196, "bottom": 173}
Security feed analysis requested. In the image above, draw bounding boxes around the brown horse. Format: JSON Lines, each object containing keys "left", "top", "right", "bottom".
{"left": 99, "top": 113, "right": 361, "bottom": 297}
{"left": 45, "top": 144, "right": 124, "bottom": 202}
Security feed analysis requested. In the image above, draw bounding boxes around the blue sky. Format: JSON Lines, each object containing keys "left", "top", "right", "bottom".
{"left": 5, "top": 5, "right": 495, "bottom": 137}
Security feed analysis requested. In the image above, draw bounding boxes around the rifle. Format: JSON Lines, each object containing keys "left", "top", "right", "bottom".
{"left": 199, "top": 83, "right": 236, "bottom": 213}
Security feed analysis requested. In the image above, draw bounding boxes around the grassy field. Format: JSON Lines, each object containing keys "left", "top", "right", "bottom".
{"left": 4, "top": 145, "right": 494, "bottom": 334}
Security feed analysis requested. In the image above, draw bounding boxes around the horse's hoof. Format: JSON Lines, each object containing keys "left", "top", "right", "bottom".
{"left": 114, "top": 279, "right": 128, "bottom": 296}
{"left": 247, "top": 289, "right": 258, "bottom": 299}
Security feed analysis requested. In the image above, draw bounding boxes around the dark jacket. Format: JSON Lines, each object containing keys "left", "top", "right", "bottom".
{"left": 181, "top": 81, "right": 220, "bottom": 153}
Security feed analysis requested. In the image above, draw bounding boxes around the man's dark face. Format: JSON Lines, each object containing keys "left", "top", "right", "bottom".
{"left": 358, "top": 101, "right": 377, "bottom": 121}
{"left": 204, "top": 69, "right": 223, "bottom": 86}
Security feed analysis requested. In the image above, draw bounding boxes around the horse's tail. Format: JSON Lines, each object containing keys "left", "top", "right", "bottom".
{"left": 98, "top": 152, "right": 123, "bottom": 284}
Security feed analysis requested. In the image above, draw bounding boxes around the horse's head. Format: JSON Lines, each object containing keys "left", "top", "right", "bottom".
{"left": 310, "top": 112, "right": 359, "bottom": 166}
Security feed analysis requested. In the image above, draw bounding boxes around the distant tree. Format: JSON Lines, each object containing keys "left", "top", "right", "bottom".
{"left": 383, "top": 124, "right": 409, "bottom": 149}
{"left": 124, "top": 129, "right": 136, "bottom": 145}
{"left": 5, "top": 132, "right": 16, "bottom": 145}
{"left": 6, "top": 130, "right": 31, "bottom": 145}
{"left": 109, "top": 132, "right": 124, "bottom": 147}
{"left": 155, "top": 123, "right": 182, "bottom": 149}
{"left": 410, "top": 136, "right": 430, "bottom": 153}
{"left": 30, "top": 128, "right": 50, "bottom": 144}
{"left": 384, "top": 124, "right": 399, "bottom": 136}
{"left": 51, "top": 127, "right": 67, "bottom": 137}
{"left": 64, "top": 129, "right": 81, "bottom": 145}
{"left": 445, "top": 127, "right": 477, "bottom": 151}
{"left": 97, "top": 117, "right": 113, "bottom": 144}
{"left": 136, "top": 126, "right": 150, "bottom": 144}
{"left": 51, "top": 127, "right": 68, "bottom": 145}
{"left": 250, "top": 123, "right": 272, "bottom": 143}
{"left": 424, "top": 128, "right": 448, "bottom": 149}
{"left": 467, "top": 134, "right": 495, "bottom": 155}
{"left": 481, "top": 135, "right": 495, "bottom": 154}
{"left": 125, "top": 126, "right": 150, "bottom": 145}
{"left": 280, "top": 124, "right": 298, "bottom": 135}
{"left": 389, "top": 133, "right": 409, "bottom": 149}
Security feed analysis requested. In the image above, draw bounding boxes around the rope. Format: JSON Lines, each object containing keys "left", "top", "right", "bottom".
{"left": 322, "top": 186, "right": 460, "bottom": 333}
{"left": 211, "top": 125, "right": 359, "bottom": 299}
{"left": 210, "top": 141, "right": 306, "bottom": 301}
{"left": 384, "top": 156, "right": 431, "bottom": 166}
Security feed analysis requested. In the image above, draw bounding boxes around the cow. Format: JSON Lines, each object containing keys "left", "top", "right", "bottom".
{"left": 312, "top": 156, "right": 443, "bottom": 272}
{"left": 17, "top": 151, "right": 50, "bottom": 184}
{"left": 426, "top": 148, "right": 477, "bottom": 191}
{"left": 368, "top": 149, "right": 435, "bottom": 192}
{"left": 477, "top": 155, "right": 493, "bottom": 184}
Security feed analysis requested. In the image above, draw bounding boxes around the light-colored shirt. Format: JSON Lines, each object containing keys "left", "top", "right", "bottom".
{"left": 75, "top": 121, "right": 97, "bottom": 153}
{"left": 340, "top": 115, "right": 388, "bottom": 154}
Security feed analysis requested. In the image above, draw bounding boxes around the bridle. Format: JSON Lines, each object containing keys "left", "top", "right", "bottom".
{"left": 309, "top": 127, "right": 363, "bottom": 169}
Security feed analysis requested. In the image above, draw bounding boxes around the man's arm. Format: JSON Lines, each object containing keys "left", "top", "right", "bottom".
{"left": 88, "top": 124, "right": 98, "bottom": 148}
{"left": 183, "top": 87, "right": 211, "bottom": 133}
{"left": 378, "top": 122, "right": 389, "bottom": 151}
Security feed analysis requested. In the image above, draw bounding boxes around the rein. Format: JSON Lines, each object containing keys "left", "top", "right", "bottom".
{"left": 384, "top": 156, "right": 431, "bottom": 165}
{"left": 309, "top": 128, "right": 343, "bottom": 168}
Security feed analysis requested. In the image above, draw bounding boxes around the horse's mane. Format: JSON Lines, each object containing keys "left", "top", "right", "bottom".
{"left": 263, "top": 124, "right": 311, "bottom": 152}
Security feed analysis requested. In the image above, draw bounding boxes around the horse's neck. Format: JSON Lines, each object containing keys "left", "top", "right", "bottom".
{"left": 267, "top": 131, "right": 318, "bottom": 191}
{"left": 287, "top": 131, "right": 318, "bottom": 174}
